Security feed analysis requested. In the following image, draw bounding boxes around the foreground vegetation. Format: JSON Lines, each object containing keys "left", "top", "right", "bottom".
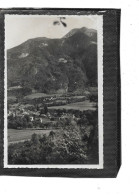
{"left": 8, "top": 111, "right": 98, "bottom": 164}
{"left": 8, "top": 90, "right": 98, "bottom": 164}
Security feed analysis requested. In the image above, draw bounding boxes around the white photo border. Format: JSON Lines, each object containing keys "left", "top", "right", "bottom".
{"left": 4, "top": 14, "right": 103, "bottom": 169}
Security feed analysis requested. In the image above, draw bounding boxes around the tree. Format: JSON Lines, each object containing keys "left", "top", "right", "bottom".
{"left": 31, "top": 133, "right": 40, "bottom": 145}
{"left": 89, "top": 94, "right": 98, "bottom": 102}
{"left": 22, "top": 117, "right": 27, "bottom": 128}
{"left": 22, "top": 87, "right": 32, "bottom": 96}
{"left": 24, "top": 114, "right": 30, "bottom": 123}
{"left": 28, "top": 122, "right": 33, "bottom": 128}
{"left": 44, "top": 104, "right": 48, "bottom": 114}
{"left": 16, "top": 117, "right": 23, "bottom": 129}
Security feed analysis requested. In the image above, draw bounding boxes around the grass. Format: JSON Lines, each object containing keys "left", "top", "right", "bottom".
{"left": 24, "top": 93, "right": 51, "bottom": 100}
{"left": 48, "top": 100, "right": 97, "bottom": 111}
{"left": 8, "top": 128, "right": 59, "bottom": 144}
{"left": 8, "top": 96, "right": 17, "bottom": 103}
{"left": 24, "top": 93, "right": 68, "bottom": 100}
{"left": 23, "top": 93, "right": 88, "bottom": 100}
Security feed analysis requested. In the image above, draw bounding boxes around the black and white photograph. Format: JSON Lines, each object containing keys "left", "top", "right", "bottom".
{"left": 4, "top": 15, "right": 103, "bottom": 168}
{"left": 1, "top": 1, "right": 139, "bottom": 194}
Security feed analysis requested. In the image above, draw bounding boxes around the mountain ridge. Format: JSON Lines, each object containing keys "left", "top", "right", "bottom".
{"left": 7, "top": 27, "right": 98, "bottom": 94}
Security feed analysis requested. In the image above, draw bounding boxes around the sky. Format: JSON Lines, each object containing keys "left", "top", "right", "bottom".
{"left": 5, "top": 15, "right": 98, "bottom": 49}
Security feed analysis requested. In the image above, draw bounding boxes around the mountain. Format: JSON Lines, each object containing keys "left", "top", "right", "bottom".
{"left": 7, "top": 27, "right": 97, "bottom": 94}
{"left": 63, "top": 27, "right": 97, "bottom": 41}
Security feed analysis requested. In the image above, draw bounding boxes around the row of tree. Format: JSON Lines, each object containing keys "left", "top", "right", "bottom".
{"left": 8, "top": 115, "right": 41, "bottom": 129}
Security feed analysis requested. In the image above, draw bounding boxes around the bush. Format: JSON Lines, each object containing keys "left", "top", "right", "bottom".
{"left": 8, "top": 120, "right": 17, "bottom": 129}
{"left": 8, "top": 120, "right": 88, "bottom": 164}
{"left": 28, "top": 122, "right": 33, "bottom": 128}
{"left": 89, "top": 94, "right": 98, "bottom": 102}
{"left": 8, "top": 115, "right": 33, "bottom": 129}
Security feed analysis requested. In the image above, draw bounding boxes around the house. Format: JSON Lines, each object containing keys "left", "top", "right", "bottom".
{"left": 22, "top": 111, "right": 29, "bottom": 116}
{"left": 58, "top": 58, "right": 67, "bottom": 63}
{"left": 8, "top": 110, "right": 12, "bottom": 116}
{"left": 72, "top": 114, "right": 75, "bottom": 119}
{"left": 30, "top": 116, "right": 34, "bottom": 121}
{"left": 40, "top": 118, "right": 42, "bottom": 123}
{"left": 35, "top": 117, "right": 42, "bottom": 123}
{"left": 47, "top": 112, "right": 51, "bottom": 119}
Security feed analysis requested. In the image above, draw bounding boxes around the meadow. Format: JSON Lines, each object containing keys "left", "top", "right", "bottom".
{"left": 48, "top": 100, "right": 97, "bottom": 111}
{"left": 8, "top": 129, "right": 59, "bottom": 144}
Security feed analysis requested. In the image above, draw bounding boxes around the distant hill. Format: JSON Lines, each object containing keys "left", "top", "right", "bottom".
{"left": 7, "top": 27, "right": 97, "bottom": 94}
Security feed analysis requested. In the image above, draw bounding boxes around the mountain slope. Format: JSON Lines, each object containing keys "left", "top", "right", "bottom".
{"left": 7, "top": 27, "right": 97, "bottom": 94}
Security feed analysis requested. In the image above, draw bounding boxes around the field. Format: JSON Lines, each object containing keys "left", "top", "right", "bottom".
{"left": 8, "top": 129, "right": 59, "bottom": 144}
{"left": 24, "top": 93, "right": 67, "bottom": 100}
{"left": 24, "top": 93, "right": 51, "bottom": 100}
{"left": 48, "top": 100, "right": 97, "bottom": 111}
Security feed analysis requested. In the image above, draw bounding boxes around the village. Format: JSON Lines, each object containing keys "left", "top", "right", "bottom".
{"left": 8, "top": 104, "right": 78, "bottom": 129}
{"left": 7, "top": 88, "right": 97, "bottom": 131}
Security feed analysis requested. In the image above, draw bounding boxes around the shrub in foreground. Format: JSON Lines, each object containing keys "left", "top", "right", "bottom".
{"left": 8, "top": 120, "right": 88, "bottom": 164}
